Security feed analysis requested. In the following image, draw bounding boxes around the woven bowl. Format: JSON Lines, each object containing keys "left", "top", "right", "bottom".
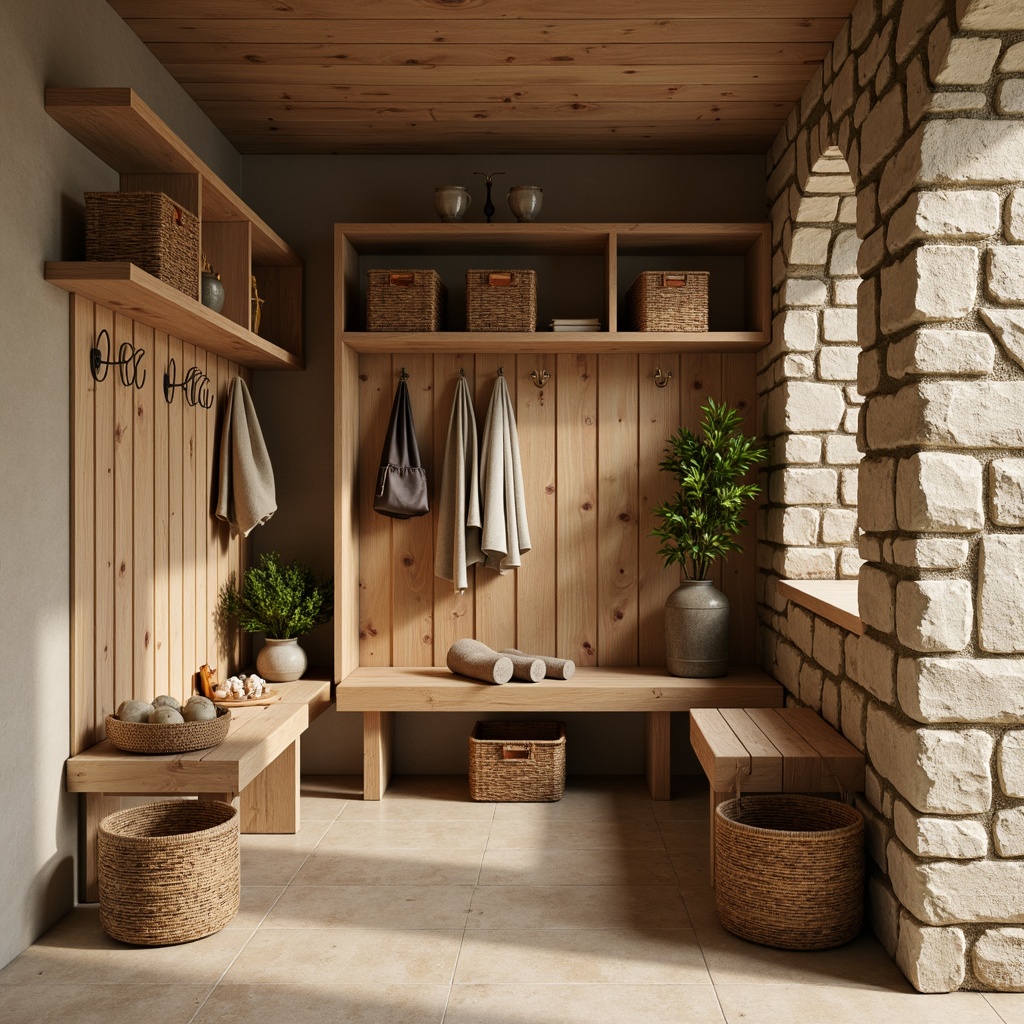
{"left": 105, "top": 706, "right": 231, "bottom": 754}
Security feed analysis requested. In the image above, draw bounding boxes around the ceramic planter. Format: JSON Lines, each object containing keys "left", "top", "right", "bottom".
{"left": 255, "top": 637, "right": 307, "bottom": 682}
{"left": 665, "top": 579, "right": 729, "bottom": 678}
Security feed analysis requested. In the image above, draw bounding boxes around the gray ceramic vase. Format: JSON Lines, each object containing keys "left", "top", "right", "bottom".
{"left": 255, "top": 637, "right": 308, "bottom": 683}
{"left": 664, "top": 579, "right": 729, "bottom": 678}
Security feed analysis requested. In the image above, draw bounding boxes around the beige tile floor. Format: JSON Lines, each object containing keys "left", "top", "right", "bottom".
{"left": 1, "top": 774, "right": 1020, "bottom": 1023}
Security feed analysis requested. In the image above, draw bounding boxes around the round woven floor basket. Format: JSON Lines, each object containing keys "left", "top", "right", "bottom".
{"left": 105, "top": 706, "right": 230, "bottom": 754}
{"left": 98, "top": 800, "right": 240, "bottom": 946}
{"left": 714, "top": 794, "right": 864, "bottom": 951}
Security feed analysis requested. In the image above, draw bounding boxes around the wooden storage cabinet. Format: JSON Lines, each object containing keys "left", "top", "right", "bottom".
{"left": 336, "top": 222, "right": 769, "bottom": 354}
{"left": 44, "top": 88, "right": 302, "bottom": 370}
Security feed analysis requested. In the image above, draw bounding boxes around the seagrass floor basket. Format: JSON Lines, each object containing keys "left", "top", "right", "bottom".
{"left": 714, "top": 794, "right": 864, "bottom": 950}
{"left": 85, "top": 191, "right": 200, "bottom": 298}
{"left": 366, "top": 269, "right": 446, "bottom": 331}
{"left": 469, "top": 720, "right": 565, "bottom": 801}
{"left": 466, "top": 269, "right": 537, "bottom": 331}
{"left": 626, "top": 270, "right": 709, "bottom": 331}
{"left": 98, "top": 800, "right": 240, "bottom": 946}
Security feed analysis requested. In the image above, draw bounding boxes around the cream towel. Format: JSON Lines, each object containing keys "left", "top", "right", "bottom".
{"left": 479, "top": 374, "right": 531, "bottom": 572}
{"left": 434, "top": 375, "right": 483, "bottom": 592}
{"left": 215, "top": 377, "right": 276, "bottom": 537}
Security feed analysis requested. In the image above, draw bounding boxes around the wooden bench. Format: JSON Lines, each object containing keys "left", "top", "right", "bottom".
{"left": 66, "top": 677, "right": 332, "bottom": 901}
{"left": 335, "top": 666, "right": 785, "bottom": 801}
{"left": 689, "top": 706, "right": 866, "bottom": 885}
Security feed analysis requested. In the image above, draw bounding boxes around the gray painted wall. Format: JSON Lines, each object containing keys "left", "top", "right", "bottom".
{"left": 0, "top": 0, "right": 237, "bottom": 970}
{"left": 239, "top": 155, "right": 769, "bottom": 775}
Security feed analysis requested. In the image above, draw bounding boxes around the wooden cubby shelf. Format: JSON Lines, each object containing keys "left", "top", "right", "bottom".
{"left": 337, "top": 221, "right": 770, "bottom": 353}
{"left": 45, "top": 87, "right": 303, "bottom": 370}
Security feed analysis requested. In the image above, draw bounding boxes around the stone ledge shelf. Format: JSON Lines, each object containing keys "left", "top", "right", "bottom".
{"left": 777, "top": 579, "right": 864, "bottom": 635}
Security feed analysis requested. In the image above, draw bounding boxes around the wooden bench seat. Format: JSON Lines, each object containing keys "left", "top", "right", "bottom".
{"left": 689, "top": 706, "right": 866, "bottom": 884}
{"left": 67, "top": 677, "right": 332, "bottom": 901}
{"left": 335, "top": 666, "right": 784, "bottom": 801}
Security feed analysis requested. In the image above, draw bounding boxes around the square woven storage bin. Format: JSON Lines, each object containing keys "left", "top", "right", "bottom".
{"left": 366, "top": 269, "right": 446, "bottom": 331}
{"left": 626, "top": 270, "right": 709, "bottom": 332}
{"left": 85, "top": 191, "right": 200, "bottom": 298}
{"left": 469, "top": 720, "right": 566, "bottom": 802}
{"left": 466, "top": 269, "right": 537, "bottom": 332}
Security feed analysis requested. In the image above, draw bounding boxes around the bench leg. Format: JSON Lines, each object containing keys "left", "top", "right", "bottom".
{"left": 363, "top": 711, "right": 394, "bottom": 800}
{"left": 708, "top": 788, "right": 731, "bottom": 888}
{"left": 644, "top": 711, "right": 672, "bottom": 800}
{"left": 239, "top": 739, "right": 300, "bottom": 833}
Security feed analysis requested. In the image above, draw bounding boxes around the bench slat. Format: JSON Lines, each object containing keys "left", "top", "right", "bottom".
{"left": 690, "top": 709, "right": 751, "bottom": 791}
{"left": 773, "top": 706, "right": 864, "bottom": 791}
{"left": 744, "top": 708, "right": 824, "bottom": 792}
{"left": 719, "top": 708, "right": 784, "bottom": 793}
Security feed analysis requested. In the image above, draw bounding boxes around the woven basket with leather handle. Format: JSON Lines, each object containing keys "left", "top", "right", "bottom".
{"left": 469, "top": 720, "right": 565, "bottom": 801}
{"left": 366, "top": 269, "right": 445, "bottom": 331}
{"left": 466, "top": 269, "right": 537, "bottom": 331}
{"left": 626, "top": 270, "right": 709, "bottom": 331}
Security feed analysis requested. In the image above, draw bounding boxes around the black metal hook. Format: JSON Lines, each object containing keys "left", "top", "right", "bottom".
{"left": 399, "top": 366, "right": 409, "bottom": 383}
{"left": 163, "top": 357, "right": 214, "bottom": 409}
{"left": 90, "top": 329, "right": 146, "bottom": 389}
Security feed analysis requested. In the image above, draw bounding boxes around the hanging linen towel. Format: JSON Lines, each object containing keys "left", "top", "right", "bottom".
{"left": 215, "top": 377, "right": 277, "bottom": 537}
{"left": 435, "top": 374, "right": 483, "bottom": 591}
{"left": 373, "top": 375, "right": 429, "bottom": 519}
{"left": 479, "top": 372, "right": 531, "bottom": 572}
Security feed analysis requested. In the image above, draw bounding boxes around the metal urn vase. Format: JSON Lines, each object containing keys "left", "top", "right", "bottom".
{"left": 665, "top": 580, "right": 729, "bottom": 678}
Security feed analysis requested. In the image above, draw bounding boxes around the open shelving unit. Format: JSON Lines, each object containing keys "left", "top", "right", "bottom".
{"left": 336, "top": 221, "right": 770, "bottom": 354}
{"left": 44, "top": 87, "right": 302, "bottom": 370}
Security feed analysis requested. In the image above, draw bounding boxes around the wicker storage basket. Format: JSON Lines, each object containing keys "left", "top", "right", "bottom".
{"left": 466, "top": 269, "right": 537, "bottom": 332}
{"left": 85, "top": 191, "right": 200, "bottom": 298}
{"left": 366, "top": 269, "right": 446, "bottom": 331}
{"left": 98, "top": 800, "right": 240, "bottom": 946}
{"left": 626, "top": 270, "right": 709, "bottom": 332}
{"left": 105, "top": 706, "right": 231, "bottom": 755}
{"left": 714, "top": 795, "right": 864, "bottom": 951}
{"left": 469, "top": 720, "right": 566, "bottom": 801}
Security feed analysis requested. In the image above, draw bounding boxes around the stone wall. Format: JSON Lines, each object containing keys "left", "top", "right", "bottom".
{"left": 760, "top": 0, "right": 1024, "bottom": 992}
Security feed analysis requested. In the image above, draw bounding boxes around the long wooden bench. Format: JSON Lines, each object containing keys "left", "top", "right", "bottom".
{"left": 335, "top": 666, "right": 785, "bottom": 801}
{"left": 690, "top": 706, "right": 866, "bottom": 885}
{"left": 66, "top": 677, "right": 332, "bottom": 901}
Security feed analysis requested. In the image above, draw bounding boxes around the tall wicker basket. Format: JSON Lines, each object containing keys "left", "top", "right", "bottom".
{"left": 469, "top": 720, "right": 565, "bottom": 801}
{"left": 626, "top": 270, "right": 709, "bottom": 331}
{"left": 85, "top": 191, "right": 200, "bottom": 298}
{"left": 466, "top": 269, "right": 537, "bottom": 331}
{"left": 98, "top": 801, "right": 240, "bottom": 946}
{"left": 714, "top": 795, "right": 864, "bottom": 951}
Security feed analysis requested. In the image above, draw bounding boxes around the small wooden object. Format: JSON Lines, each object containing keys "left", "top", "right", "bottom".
{"left": 447, "top": 638, "right": 515, "bottom": 684}
{"left": 502, "top": 648, "right": 576, "bottom": 680}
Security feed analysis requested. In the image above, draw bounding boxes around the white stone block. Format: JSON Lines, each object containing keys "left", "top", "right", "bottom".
{"left": 997, "top": 80, "right": 1024, "bottom": 115}
{"left": 769, "top": 467, "right": 838, "bottom": 505}
{"left": 839, "top": 196, "right": 857, "bottom": 224}
{"left": 812, "top": 620, "right": 844, "bottom": 675}
{"left": 895, "top": 912, "right": 966, "bottom": 992}
{"left": 980, "top": 535, "right": 1024, "bottom": 653}
{"left": 768, "top": 506, "right": 820, "bottom": 546}
{"left": 788, "top": 605, "right": 814, "bottom": 655}
{"left": 822, "top": 508, "right": 858, "bottom": 545}
{"left": 781, "top": 278, "right": 828, "bottom": 308}
{"left": 896, "top": 0, "right": 946, "bottom": 62}
{"left": 890, "top": 839, "right": 1024, "bottom": 926}
{"left": 858, "top": 796, "right": 890, "bottom": 871}
{"left": 867, "top": 704, "right": 993, "bottom": 813}
{"left": 888, "top": 190, "right": 1000, "bottom": 251}
{"left": 896, "top": 452, "right": 984, "bottom": 532}
{"left": 774, "top": 641, "right": 802, "bottom": 693}
{"left": 991, "top": 459, "right": 1024, "bottom": 526}
{"left": 794, "top": 195, "right": 840, "bottom": 223}
{"left": 766, "top": 381, "right": 846, "bottom": 435}
{"left": 957, "top": 0, "right": 1024, "bottom": 30}
{"left": 859, "top": 349, "right": 883, "bottom": 399}
{"left": 822, "top": 310, "right": 859, "bottom": 345}
{"left": 979, "top": 309, "right": 1024, "bottom": 373}
{"left": 1008, "top": 189, "right": 1024, "bottom": 243}
{"left": 995, "top": 809, "right": 1024, "bottom": 857}
{"left": 930, "top": 91, "right": 987, "bottom": 111}
{"left": 894, "top": 800, "right": 988, "bottom": 859}
{"left": 1000, "top": 732, "right": 1024, "bottom": 797}
{"left": 860, "top": 85, "right": 905, "bottom": 175}
{"left": 869, "top": 876, "right": 900, "bottom": 958}
{"left": 988, "top": 247, "right": 1024, "bottom": 304}
{"left": 1004, "top": 42, "right": 1024, "bottom": 71}
{"left": 779, "top": 354, "right": 814, "bottom": 380}
{"left": 799, "top": 661, "right": 824, "bottom": 708}
{"left": 856, "top": 227, "right": 886, "bottom": 277}
{"left": 858, "top": 276, "right": 879, "bottom": 350}
{"left": 772, "top": 309, "right": 819, "bottom": 352}
{"left": 899, "top": 657, "right": 1024, "bottom": 724}
{"left": 775, "top": 546, "right": 837, "bottom": 579}
{"left": 891, "top": 537, "right": 969, "bottom": 569}
{"left": 841, "top": 679, "right": 868, "bottom": 751}
{"left": 824, "top": 433, "right": 862, "bottom": 465}
{"left": 896, "top": 580, "right": 973, "bottom": 652}
{"left": 789, "top": 227, "right": 832, "bottom": 265}
{"left": 858, "top": 457, "right": 896, "bottom": 532}
{"left": 833, "top": 278, "right": 859, "bottom": 306}
{"left": 859, "top": 565, "right": 896, "bottom": 632}
{"left": 844, "top": 406, "right": 860, "bottom": 433}
{"left": 931, "top": 35, "right": 1003, "bottom": 84}
{"left": 886, "top": 328, "right": 995, "bottom": 378}
{"left": 829, "top": 229, "right": 861, "bottom": 277}
{"left": 841, "top": 467, "right": 859, "bottom": 506}
{"left": 839, "top": 547, "right": 864, "bottom": 578}
{"left": 920, "top": 120, "right": 1024, "bottom": 185}
{"left": 852, "top": 634, "right": 896, "bottom": 703}
{"left": 915, "top": 380, "right": 1024, "bottom": 448}
{"left": 880, "top": 245, "right": 980, "bottom": 333}
{"left": 776, "top": 434, "right": 822, "bottom": 464}
{"left": 973, "top": 929, "right": 1024, "bottom": 991}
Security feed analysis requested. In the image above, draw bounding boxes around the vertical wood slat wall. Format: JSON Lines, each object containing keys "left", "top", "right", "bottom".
{"left": 70, "top": 298, "right": 248, "bottom": 756}
{"left": 353, "top": 350, "right": 758, "bottom": 670}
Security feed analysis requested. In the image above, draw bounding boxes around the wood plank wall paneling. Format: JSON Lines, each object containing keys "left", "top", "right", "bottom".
{"left": 356, "top": 351, "right": 759, "bottom": 670}
{"left": 70, "top": 300, "right": 249, "bottom": 755}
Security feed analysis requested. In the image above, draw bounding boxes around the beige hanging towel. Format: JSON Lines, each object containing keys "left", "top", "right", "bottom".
{"left": 480, "top": 371, "right": 531, "bottom": 572}
{"left": 435, "top": 374, "right": 483, "bottom": 592}
{"left": 215, "top": 377, "right": 277, "bottom": 537}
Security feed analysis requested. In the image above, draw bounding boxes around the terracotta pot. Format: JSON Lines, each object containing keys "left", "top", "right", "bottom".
{"left": 255, "top": 637, "right": 307, "bottom": 683}
{"left": 664, "top": 579, "right": 729, "bottom": 678}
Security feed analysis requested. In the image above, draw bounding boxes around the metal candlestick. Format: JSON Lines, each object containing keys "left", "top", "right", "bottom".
{"left": 474, "top": 170, "right": 505, "bottom": 223}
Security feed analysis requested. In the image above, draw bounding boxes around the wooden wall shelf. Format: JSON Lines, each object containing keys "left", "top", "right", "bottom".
{"left": 46, "top": 87, "right": 303, "bottom": 368}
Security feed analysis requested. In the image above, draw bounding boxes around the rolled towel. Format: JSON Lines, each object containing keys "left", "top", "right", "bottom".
{"left": 502, "top": 651, "right": 545, "bottom": 683}
{"left": 501, "top": 648, "right": 576, "bottom": 680}
{"left": 447, "top": 639, "right": 513, "bottom": 685}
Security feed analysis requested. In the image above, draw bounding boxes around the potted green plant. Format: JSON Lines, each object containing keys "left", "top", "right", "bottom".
{"left": 220, "top": 551, "right": 333, "bottom": 682}
{"left": 651, "top": 398, "right": 767, "bottom": 677}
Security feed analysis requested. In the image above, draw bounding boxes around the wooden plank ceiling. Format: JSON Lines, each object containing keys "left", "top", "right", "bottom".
{"left": 110, "top": 0, "right": 858, "bottom": 155}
